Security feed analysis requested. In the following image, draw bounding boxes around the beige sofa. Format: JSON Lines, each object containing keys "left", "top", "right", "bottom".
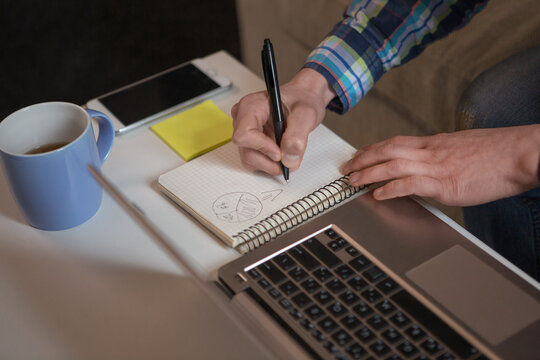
{"left": 235, "top": 0, "right": 540, "bottom": 223}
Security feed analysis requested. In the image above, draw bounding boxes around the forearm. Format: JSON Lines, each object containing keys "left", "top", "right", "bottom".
{"left": 304, "top": 0, "right": 489, "bottom": 114}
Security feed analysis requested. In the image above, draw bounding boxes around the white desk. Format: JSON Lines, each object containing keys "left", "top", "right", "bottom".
{"left": 0, "top": 51, "right": 270, "bottom": 360}
{"left": 1, "top": 51, "right": 536, "bottom": 360}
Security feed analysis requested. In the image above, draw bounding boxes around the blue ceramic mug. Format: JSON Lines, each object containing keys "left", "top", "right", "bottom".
{"left": 0, "top": 102, "right": 114, "bottom": 230}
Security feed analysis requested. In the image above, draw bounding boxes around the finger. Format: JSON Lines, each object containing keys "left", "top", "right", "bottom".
{"left": 231, "top": 91, "right": 269, "bottom": 127}
{"left": 238, "top": 147, "right": 282, "bottom": 176}
{"left": 372, "top": 176, "right": 441, "bottom": 200}
{"left": 348, "top": 158, "right": 431, "bottom": 187}
{"left": 232, "top": 93, "right": 282, "bottom": 162}
{"left": 233, "top": 128, "right": 281, "bottom": 162}
{"left": 280, "top": 104, "right": 320, "bottom": 170}
{"left": 231, "top": 103, "right": 238, "bottom": 119}
{"left": 342, "top": 143, "right": 431, "bottom": 175}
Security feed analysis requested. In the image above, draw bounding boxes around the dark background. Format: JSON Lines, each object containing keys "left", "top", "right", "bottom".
{"left": 0, "top": 1, "right": 241, "bottom": 120}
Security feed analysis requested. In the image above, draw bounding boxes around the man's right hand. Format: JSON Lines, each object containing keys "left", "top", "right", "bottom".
{"left": 231, "top": 68, "right": 336, "bottom": 175}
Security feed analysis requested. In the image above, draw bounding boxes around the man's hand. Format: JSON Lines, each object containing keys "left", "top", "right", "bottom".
{"left": 231, "top": 68, "right": 336, "bottom": 175}
{"left": 342, "top": 125, "right": 540, "bottom": 206}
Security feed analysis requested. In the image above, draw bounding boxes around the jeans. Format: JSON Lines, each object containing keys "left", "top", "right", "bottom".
{"left": 457, "top": 45, "right": 540, "bottom": 280}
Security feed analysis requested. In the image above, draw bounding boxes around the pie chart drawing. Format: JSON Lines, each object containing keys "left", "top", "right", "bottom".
{"left": 213, "top": 192, "right": 263, "bottom": 223}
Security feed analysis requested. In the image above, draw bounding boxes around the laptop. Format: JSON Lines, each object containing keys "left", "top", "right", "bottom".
{"left": 89, "top": 166, "right": 540, "bottom": 360}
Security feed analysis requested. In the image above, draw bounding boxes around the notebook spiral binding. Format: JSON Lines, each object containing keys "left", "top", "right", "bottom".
{"left": 233, "top": 176, "right": 365, "bottom": 253}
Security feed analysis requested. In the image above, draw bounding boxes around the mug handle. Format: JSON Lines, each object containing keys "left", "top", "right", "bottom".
{"left": 86, "top": 109, "right": 115, "bottom": 164}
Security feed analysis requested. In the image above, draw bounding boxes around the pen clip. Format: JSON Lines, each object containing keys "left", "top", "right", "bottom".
{"left": 261, "top": 47, "right": 273, "bottom": 90}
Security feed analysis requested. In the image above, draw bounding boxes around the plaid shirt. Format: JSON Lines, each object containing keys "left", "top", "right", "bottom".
{"left": 304, "top": 0, "right": 488, "bottom": 114}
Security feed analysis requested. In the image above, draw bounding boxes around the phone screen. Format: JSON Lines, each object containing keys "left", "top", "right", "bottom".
{"left": 100, "top": 63, "right": 220, "bottom": 126}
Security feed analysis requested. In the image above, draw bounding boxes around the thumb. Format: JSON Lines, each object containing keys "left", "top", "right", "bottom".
{"left": 280, "top": 104, "right": 320, "bottom": 170}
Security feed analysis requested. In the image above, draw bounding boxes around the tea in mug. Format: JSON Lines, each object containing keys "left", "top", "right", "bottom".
{"left": 25, "top": 141, "right": 69, "bottom": 155}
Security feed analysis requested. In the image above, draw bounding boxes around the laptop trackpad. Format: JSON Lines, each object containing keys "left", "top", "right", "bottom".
{"left": 406, "top": 245, "right": 540, "bottom": 345}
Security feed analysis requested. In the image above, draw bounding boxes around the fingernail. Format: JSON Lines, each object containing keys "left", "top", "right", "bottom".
{"left": 282, "top": 153, "right": 300, "bottom": 168}
{"left": 341, "top": 162, "right": 350, "bottom": 175}
{"left": 373, "top": 188, "right": 383, "bottom": 198}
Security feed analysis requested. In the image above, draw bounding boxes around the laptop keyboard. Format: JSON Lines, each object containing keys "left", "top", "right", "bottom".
{"left": 246, "top": 228, "right": 489, "bottom": 360}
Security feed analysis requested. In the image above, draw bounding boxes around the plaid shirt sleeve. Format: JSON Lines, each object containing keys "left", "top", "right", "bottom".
{"left": 304, "top": 0, "right": 489, "bottom": 114}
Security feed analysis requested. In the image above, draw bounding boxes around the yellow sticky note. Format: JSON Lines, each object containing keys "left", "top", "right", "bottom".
{"left": 151, "top": 100, "right": 233, "bottom": 161}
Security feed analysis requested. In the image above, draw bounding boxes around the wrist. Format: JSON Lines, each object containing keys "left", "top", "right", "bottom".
{"left": 521, "top": 124, "right": 540, "bottom": 187}
{"left": 288, "top": 68, "right": 337, "bottom": 107}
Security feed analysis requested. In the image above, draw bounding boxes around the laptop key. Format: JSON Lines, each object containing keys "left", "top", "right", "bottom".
{"left": 327, "top": 301, "right": 348, "bottom": 318}
{"left": 332, "top": 329, "right": 353, "bottom": 346}
{"left": 345, "top": 246, "right": 360, "bottom": 257}
{"left": 341, "top": 313, "right": 361, "bottom": 330}
{"left": 335, "top": 264, "right": 355, "bottom": 280}
{"left": 363, "top": 266, "right": 386, "bottom": 283}
{"left": 314, "top": 266, "right": 334, "bottom": 282}
{"left": 323, "top": 341, "right": 340, "bottom": 354}
{"left": 274, "top": 252, "right": 296, "bottom": 270}
{"left": 405, "top": 324, "right": 426, "bottom": 341}
{"left": 306, "top": 304, "right": 325, "bottom": 320}
{"left": 279, "top": 298, "right": 292, "bottom": 309}
{"left": 327, "top": 278, "right": 347, "bottom": 294}
{"left": 355, "top": 326, "right": 375, "bottom": 344}
{"left": 314, "top": 289, "right": 335, "bottom": 305}
{"left": 328, "top": 237, "right": 348, "bottom": 252}
{"left": 391, "top": 311, "right": 411, "bottom": 328}
{"left": 300, "top": 318, "right": 315, "bottom": 330}
{"left": 370, "top": 339, "right": 391, "bottom": 357}
{"left": 339, "top": 290, "right": 360, "bottom": 306}
{"left": 397, "top": 340, "right": 418, "bottom": 357}
{"left": 291, "top": 292, "right": 312, "bottom": 308}
{"left": 279, "top": 280, "right": 299, "bottom": 296}
{"left": 289, "top": 265, "right": 309, "bottom": 282}
{"left": 325, "top": 228, "right": 340, "bottom": 239}
{"left": 304, "top": 237, "right": 343, "bottom": 268}
{"left": 289, "top": 308, "right": 304, "bottom": 320}
{"left": 421, "top": 338, "right": 444, "bottom": 355}
{"left": 348, "top": 276, "right": 368, "bottom": 292}
{"left": 377, "top": 278, "right": 400, "bottom": 294}
{"left": 367, "top": 314, "right": 388, "bottom": 331}
{"left": 289, "top": 245, "right": 320, "bottom": 271}
{"left": 319, "top": 316, "right": 339, "bottom": 333}
{"left": 352, "top": 301, "right": 373, "bottom": 318}
{"left": 361, "top": 287, "right": 382, "bottom": 303}
{"left": 301, "top": 277, "right": 321, "bottom": 293}
{"left": 346, "top": 342, "right": 367, "bottom": 359}
{"left": 268, "top": 287, "right": 282, "bottom": 299}
{"left": 311, "top": 329, "right": 327, "bottom": 342}
{"left": 349, "top": 255, "right": 371, "bottom": 271}
{"left": 376, "top": 299, "right": 396, "bottom": 315}
{"left": 247, "top": 268, "right": 262, "bottom": 280}
{"left": 382, "top": 327, "right": 402, "bottom": 344}
{"left": 258, "top": 278, "right": 271, "bottom": 289}
{"left": 258, "top": 261, "right": 286, "bottom": 284}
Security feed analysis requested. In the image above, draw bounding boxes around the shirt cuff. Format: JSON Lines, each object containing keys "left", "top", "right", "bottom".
{"left": 303, "top": 20, "right": 384, "bottom": 114}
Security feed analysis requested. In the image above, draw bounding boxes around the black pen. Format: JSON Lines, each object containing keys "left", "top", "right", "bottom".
{"left": 261, "top": 38, "right": 289, "bottom": 182}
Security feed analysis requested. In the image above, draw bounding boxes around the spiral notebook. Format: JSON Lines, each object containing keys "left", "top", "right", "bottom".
{"left": 158, "top": 125, "right": 368, "bottom": 253}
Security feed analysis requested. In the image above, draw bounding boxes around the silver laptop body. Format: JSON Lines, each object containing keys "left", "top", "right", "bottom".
{"left": 91, "top": 166, "right": 540, "bottom": 360}
{"left": 218, "top": 193, "right": 540, "bottom": 360}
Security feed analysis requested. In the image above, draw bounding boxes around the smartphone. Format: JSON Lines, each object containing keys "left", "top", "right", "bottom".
{"left": 87, "top": 59, "right": 232, "bottom": 135}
